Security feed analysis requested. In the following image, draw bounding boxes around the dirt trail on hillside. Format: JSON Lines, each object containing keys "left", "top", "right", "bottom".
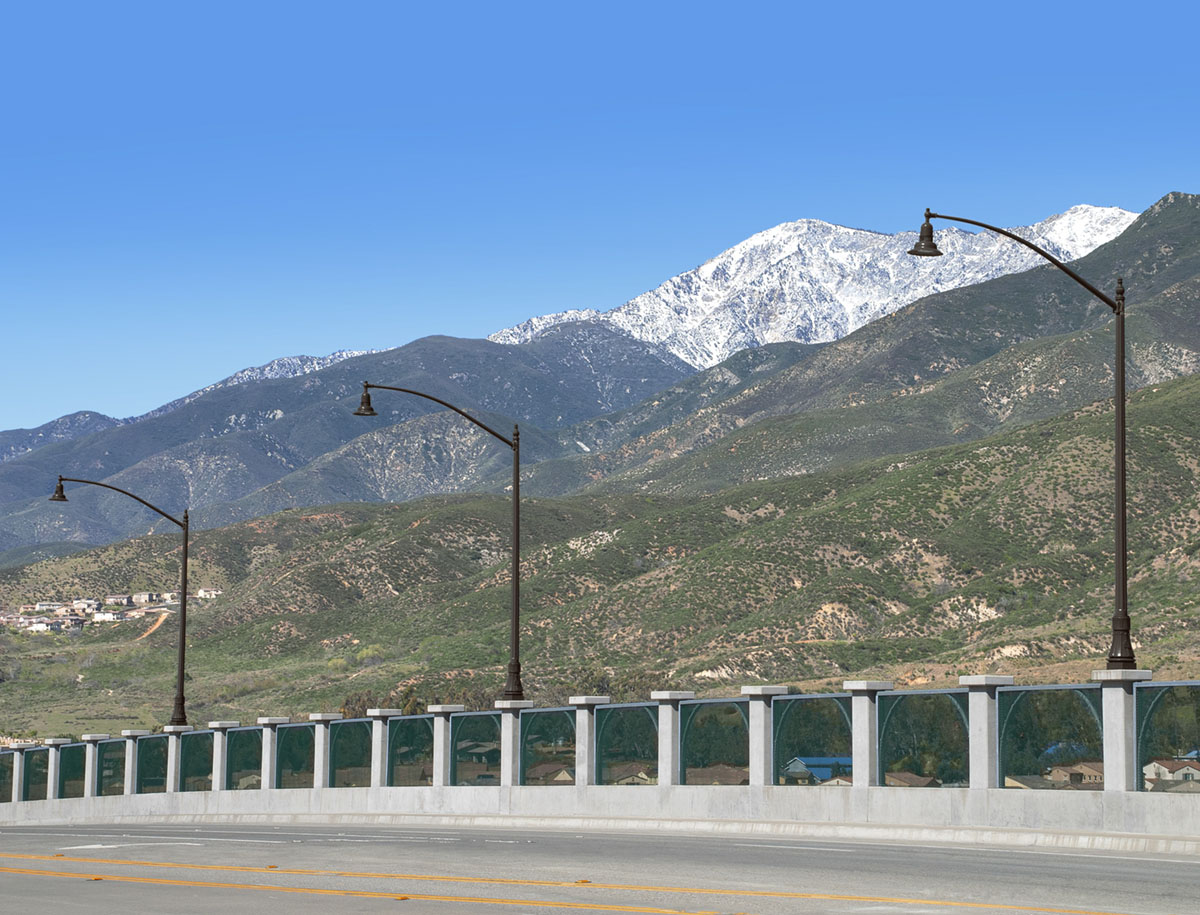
{"left": 135, "top": 611, "right": 171, "bottom": 641}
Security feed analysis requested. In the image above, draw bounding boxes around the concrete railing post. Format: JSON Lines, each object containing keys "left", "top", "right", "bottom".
{"left": 44, "top": 738, "right": 70, "bottom": 800}
{"left": 164, "top": 725, "right": 192, "bottom": 793}
{"left": 652, "top": 691, "right": 694, "bottom": 787}
{"left": 960, "top": 675, "right": 1013, "bottom": 789}
{"left": 257, "top": 717, "right": 289, "bottom": 790}
{"left": 496, "top": 700, "right": 535, "bottom": 787}
{"left": 742, "top": 686, "right": 788, "bottom": 787}
{"left": 121, "top": 730, "right": 149, "bottom": 795}
{"left": 209, "top": 722, "right": 239, "bottom": 792}
{"left": 309, "top": 713, "right": 342, "bottom": 789}
{"left": 1093, "top": 669, "right": 1153, "bottom": 792}
{"left": 82, "top": 734, "right": 110, "bottom": 799}
{"left": 570, "top": 696, "right": 610, "bottom": 787}
{"left": 844, "top": 681, "right": 892, "bottom": 787}
{"left": 428, "top": 705, "right": 464, "bottom": 788}
{"left": 368, "top": 709, "right": 403, "bottom": 789}
{"left": 10, "top": 742, "right": 36, "bottom": 801}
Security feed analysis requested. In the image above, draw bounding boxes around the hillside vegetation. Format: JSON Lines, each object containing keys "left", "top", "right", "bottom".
{"left": 3, "top": 372, "right": 1197, "bottom": 737}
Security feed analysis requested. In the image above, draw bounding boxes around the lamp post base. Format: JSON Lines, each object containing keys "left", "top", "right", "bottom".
{"left": 1106, "top": 610, "right": 1137, "bottom": 670}
{"left": 169, "top": 695, "right": 188, "bottom": 728}
{"left": 502, "top": 661, "right": 524, "bottom": 701}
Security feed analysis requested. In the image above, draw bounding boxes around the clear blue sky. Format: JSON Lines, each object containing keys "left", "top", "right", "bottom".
{"left": 2, "top": 1, "right": 1196, "bottom": 431}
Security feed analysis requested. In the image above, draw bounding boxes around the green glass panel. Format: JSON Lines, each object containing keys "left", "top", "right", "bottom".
{"left": 226, "top": 728, "right": 263, "bottom": 790}
{"left": 595, "top": 704, "right": 658, "bottom": 786}
{"left": 878, "top": 691, "right": 969, "bottom": 787}
{"left": 450, "top": 713, "right": 501, "bottom": 786}
{"left": 97, "top": 740, "right": 125, "bottom": 796}
{"left": 136, "top": 735, "right": 168, "bottom": 794}
{"left": 180, "top": 731, "right": 214, "bottom": 792}
{"left": 998, "top": 686, "right": 1103, "bottom": 790}
{"left": 680, "top": 701, "right": 749, "bottom": 785}
{"left": 23, "top": 748, "right": 49, "bottom": 801}
{"left": 772, "top": 695, "right": 853, "bottom": 786}
{"left": 520, "top": 709, "right": 575, "bottom": 786}
{"left": 275, "top": 724, "right": 315, "bottom": 788}
{"left": 0, "top": 752, "right": 12, "bottom": 802}
{"left": 1136, "top": 683, "right": 1200, "bottom": 793}
{"left": 58, "top": 744, "right": 86, "bottom": 799}
{"left": 329, "top": 720, "right": 372, "bottom": 787}
{"left": 388, "top": 717, "right": 434, "bottom": 787}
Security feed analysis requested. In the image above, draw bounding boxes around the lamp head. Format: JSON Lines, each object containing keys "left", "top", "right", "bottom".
{"left": 353, "top": 383, "right": 378, "bottom": 417}
{"left": 907, "top": 208, "right": 943, "bottom": 257}
{"left": 49, "top": 477, "right": 68, "bottom": 502}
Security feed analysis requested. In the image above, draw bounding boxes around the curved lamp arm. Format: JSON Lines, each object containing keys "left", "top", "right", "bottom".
{"left": 358, "top": 383, "right": 514, "bottom": 448}
{"left": 54, "top": 476, "right": 184, "bottom": 528}
{"left": 924, "top": 209, "right": 1121, "bottom": 314}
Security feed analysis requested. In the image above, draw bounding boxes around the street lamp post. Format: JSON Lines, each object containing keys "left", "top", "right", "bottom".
{"left": 909, "top": 208, "right": 1136, "bottom": 669}
{"left": 353, "top": 382, "right": 525, "bottom": 700}
{"left": 49, "top": 475, "right": 193, "bottom": 722}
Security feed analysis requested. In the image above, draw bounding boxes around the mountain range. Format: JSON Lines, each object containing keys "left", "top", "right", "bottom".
{"left": 489, "top": 205, "right": 1137, "bottom": 367}
{"left": 1, "top": 190, "right": 1198, "bottom": 732}
{"left": 0, "top": 202, "right": 1151, "bottom": 559}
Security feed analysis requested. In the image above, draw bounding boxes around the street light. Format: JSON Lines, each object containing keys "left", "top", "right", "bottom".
{"left": 909, "top": 208, "right": 1136, "bottom": 670}
{"left": 353, "top": 382, "right": 526, "bottom": 700}
{"left": 50, "top": 476, "right": 193, "bottom": 723}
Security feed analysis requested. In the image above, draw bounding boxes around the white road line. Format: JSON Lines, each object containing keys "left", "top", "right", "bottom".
{"left": 60, "top": 843, "right": 206, "bottom": 849}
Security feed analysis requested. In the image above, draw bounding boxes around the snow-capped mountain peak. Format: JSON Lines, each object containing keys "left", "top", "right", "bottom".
{"left": 490, "top": 205, "right": 1137, "bottom": 369}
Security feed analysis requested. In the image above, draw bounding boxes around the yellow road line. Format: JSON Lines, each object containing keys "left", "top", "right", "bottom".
{"left": 0, "top": 853, "right": 1139, "bottom": 915}
{"left": 0, "top": 867, "right": 713, "bottom": 913}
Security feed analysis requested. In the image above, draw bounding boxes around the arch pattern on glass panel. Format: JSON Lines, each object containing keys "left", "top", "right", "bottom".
{"left": 772, "top": 694, "right": 853, "bottom": 786}
{"left": 329, "top": 719, "right": 372, "bottom": 788}
{"left": 180, "top": 731, "right": 214, "bottom": 792}
{"left": 22, "top": 748, "right": 49, "bottom": 801}
{"left": 998, "top": 685, "right": 1102, "bottom": 790}
{"left": 275, "top": 724, "right": 315, "bottom": 789}
{"left": 136, "top": 735, "right": 168, "bottom": 794}
{"left": 225, "top": 728, "right": 263, "bottom": 790}
{"left": 450, "top": 713, "right": 501, "bottom": 786}
{"left": 388, "top": 716, "right": 434, "bottom": 787}
{"left": 595, "top": 703, "right": 658, "bottom": 786}
{"left": 877, "top": 690, "right": 968, "bottom": 788}
{"left": 58, "top": 744, "right": 86, "bottom": 799}
{"left": 96, "top": 739, "right": 125, "bottom": 796}
{"left": 520, "top": 708, "right": 575, "bottom": 786}
{"left": 0, "top": 752, "right": 12, "bottom": 803}
{"left": 679, "top": 700, "right": 749, "bottom": 786}
{"left": 1135, "top": 682, "right": 1200, "bottom": 793}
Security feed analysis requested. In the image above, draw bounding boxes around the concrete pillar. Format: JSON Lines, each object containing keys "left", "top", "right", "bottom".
{"left": 164, "top": 725, "right": 192, "bottom": 793}
{"left": 844, "top": 681, "right": 892, "bottom": 787}
{"left": 43, "top": 738, "right": 70, "bottom": 801}
{"left": 121, "top": 730, "right": 149, "bottom": 795}
{"left": 495, "top": 700, "right": 535, "bottom": 787}
{"left": 428, "top": 705, "right": 464, "bottom": 787}
{"left": 570, "top": 696, "right": 610, "bottom": 787}
{"left": 209, "top": 721, "right": 239, "bottom": 792}
{"left": 1093, "top": 668, "right": 1153, "bottom": 792}
{"left": 742, "top": 686, "right": 788, "bottom": 787}
{"left": 309, "top": 713, "right": 342, "bottom": 789}
{"left": 82, "top": 734, "right": 110, "bottom": 799}
{"left": 367, "top": 709, "right": 403, "bottom": 789}
{"left": 960, "top": 675, "right": 1013, "bottom": 789}
{"left": 10, "top": 742, "right": 36, "bottom": 802}
{"left": 257, "top": 717, "right": 289, "bottom": 790}
{"left": 652, "top": 691, "right": 694, "bottom": 787}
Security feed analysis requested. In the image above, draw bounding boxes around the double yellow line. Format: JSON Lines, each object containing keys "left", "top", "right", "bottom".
{"left": 0, "top": 852, "right": 1149, "bottom": 915}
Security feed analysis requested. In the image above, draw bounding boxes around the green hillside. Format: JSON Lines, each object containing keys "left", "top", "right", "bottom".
{"left": 3, "top": 371, "right": 1197, "bottom": 737}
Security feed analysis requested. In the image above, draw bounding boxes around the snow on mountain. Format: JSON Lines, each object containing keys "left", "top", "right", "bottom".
{"left": 135, "top": 349, "right": 380, "bottom": 421}
{"left": 490, "top": 205, "right": 1138, "bottom": 369}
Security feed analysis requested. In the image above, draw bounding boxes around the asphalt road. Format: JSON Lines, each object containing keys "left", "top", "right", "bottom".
{"left": 0, "top": 823, "right": 1196, "bottom": 914}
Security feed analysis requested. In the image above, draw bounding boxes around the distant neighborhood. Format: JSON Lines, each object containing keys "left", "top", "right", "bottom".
{"left": 0, "top": 588, "right": 223, "bottom": 633}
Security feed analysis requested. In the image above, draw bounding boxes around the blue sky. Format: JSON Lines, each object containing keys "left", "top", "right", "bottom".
{"left": 2, "top": 1, "right": 1196, "bottom": 431}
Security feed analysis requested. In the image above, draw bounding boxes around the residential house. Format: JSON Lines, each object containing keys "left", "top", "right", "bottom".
{"left": 196, "top": 588, "right": 223, "bottom": 599}
{"left": 1047, "top": 761, "right": 1104, "bottom": 787}
{"left": 132, "top": 592, "right": 161, "bottom": 605}
{"left": 1143, "top": 757, "right": 1200, "bottom": 790}
{"left": 104, "top": 595, "right": 133, "bottom": 606}
{"left": 34, "top": 602, "right": 64, "bottom": 614}
{"left": 72, "top": 598, "right": 101, "bottom": 613}
{"left": 885, "top": 771, "right": 941, "bottom": 788}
